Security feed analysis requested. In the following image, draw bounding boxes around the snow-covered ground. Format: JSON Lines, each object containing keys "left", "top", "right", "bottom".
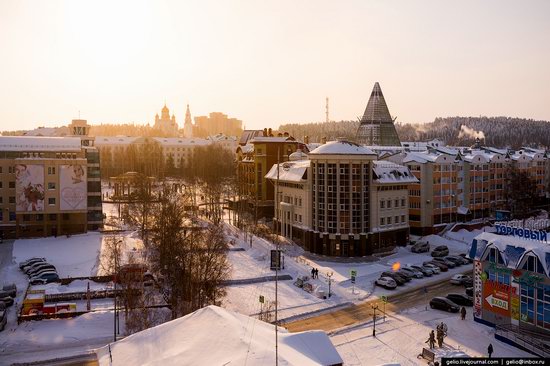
{"left": 333, "top": 305, "right": 530, "bottom": 365}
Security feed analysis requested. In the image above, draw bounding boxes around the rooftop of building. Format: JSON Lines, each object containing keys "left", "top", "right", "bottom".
{"left": 265, "top": 159, "right": 310, "bottom": 183}
{"left": 309, "top": 140, "right": 376, "bottom": 156}
{"left": 372, "top": 160, "right": 419, "bottom": 184}
{"left": 0, "top": 136, "right": 83, "bottom": 152}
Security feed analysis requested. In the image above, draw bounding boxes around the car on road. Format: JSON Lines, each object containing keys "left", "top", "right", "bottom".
{"left": 376, "top": 276, "right": 397, "bottom": 289}
{"left": 446, "top": 293, "right": 473, "bottom": 306}
{"left": 431, "top": 245, "right": 449, "bottom": 257}
{"left": 29, "top": 272, "right": 60, "bottom": 285}
{"left": 424, "top": 260, "right": 448, "bottom": 272}
{"left": 381, "top": 271, "right": 407, "bottom": 285}
{"left": 432, "top": 257, "right": 456, "bottom": 268}
{"left": 1, "top": 284, "right": 16, "bottom": 298}
{"left": 411, "top": 241, "right": 430, "bottom": 253}
{"left": 0, "top": 302, "right": 7, "bottom": 331}
{"left": 401, "top": 267, "right": 424, "bottom": 278}
{"left": 465, "top": 287, "right": 473, "bottom": 297}
{"left": 19, "top": 257, "right": 46, "bottom": 270}
{"left": 430, "top": 297, "right": 460, "bottom": 312}
{"left": 450, "top": 274, "right": 472, "bottom": 285}
{"left": 410, "top": 265, "right": 434, "bottom": 276}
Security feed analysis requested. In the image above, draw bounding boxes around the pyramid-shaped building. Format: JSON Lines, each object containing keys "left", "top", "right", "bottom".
{"left": 355, "top": 82, "right": 401, "bottom": 146}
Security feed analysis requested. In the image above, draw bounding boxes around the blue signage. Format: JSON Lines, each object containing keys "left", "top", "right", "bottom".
{"left": 494, "top": 224, "right": 547, "bottom": 242}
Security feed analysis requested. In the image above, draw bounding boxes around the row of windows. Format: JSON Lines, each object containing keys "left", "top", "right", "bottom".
{"left": 380, "top": 198, "right": 406, "bottom": 209}
{"left": 380, "top": 215, "right": 406, "bottom": 226}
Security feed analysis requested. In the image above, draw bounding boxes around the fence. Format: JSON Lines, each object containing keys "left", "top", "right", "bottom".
{"left": 495, "top": 323, "right": 550, "bottom": 357}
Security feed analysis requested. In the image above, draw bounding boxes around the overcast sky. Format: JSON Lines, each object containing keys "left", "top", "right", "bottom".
{"left": 1, "top": 0, "right": 549, "bottom": 131}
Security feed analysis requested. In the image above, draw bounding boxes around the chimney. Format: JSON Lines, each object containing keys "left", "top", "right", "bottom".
{"left": 268, "top": 128, "right": 273, "bottom": 137}
{"left": 304, "top": 135, "right": 309, "bottom": 144}
{"left": 321, "top": 137, "right": 327, "bottom": 144}
{"left": 263, "top": 128, "right": 268, "bottom": 136}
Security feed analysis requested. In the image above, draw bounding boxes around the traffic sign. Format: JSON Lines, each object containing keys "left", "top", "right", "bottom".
{"left": 259, "top": 295, "right": 264, "bottom": 304}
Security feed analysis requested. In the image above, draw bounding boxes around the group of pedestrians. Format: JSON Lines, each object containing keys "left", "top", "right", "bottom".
{"left": 310, "top": 267, "right": 319, "bottom": 279}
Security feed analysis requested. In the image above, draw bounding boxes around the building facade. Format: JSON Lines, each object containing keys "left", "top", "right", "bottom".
{"left": 194, "top": 112, "right": 242, "bottom": 138}
{"left": 0, "top": 120, "right": 103, "bottom": 238}
{"left": 470, "top": 231, "right": 550, "bottom": 353}
{"left": 267, "top": 140, "right": 417, "bottom": 257}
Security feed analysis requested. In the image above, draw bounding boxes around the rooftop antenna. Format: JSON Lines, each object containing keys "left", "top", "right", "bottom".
{"left": 325, "top": 97, "right": 329, "bottom": 123}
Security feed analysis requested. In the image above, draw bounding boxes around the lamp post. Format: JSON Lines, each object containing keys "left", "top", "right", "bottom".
{"left": 371, "top": 304, "right": 379, "bottom": 337}
{"left": 327, "top": 271, "right": 334, "bottom": 298}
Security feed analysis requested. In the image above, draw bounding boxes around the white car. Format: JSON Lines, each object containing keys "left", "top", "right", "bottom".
{"left": 450, "top": 274, "right": 471, "bottom": 285}
{"left": 423, "top": 263, "right": 441, "bottom": 274}
{"left": 375, "top": 276, "right": 397, "bottom": 289}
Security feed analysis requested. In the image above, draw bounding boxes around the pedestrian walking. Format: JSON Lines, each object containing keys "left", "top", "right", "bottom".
{"left": 314, "top": 268, "right": 319, "bottom": 279}
{"left": 488, "top": 343, "right": 493, "bottom": 358}
{"left": 426, "top": 330, "right": 435, "bottom": 349}
{"left": 311, "top": 268, "right": 315, "bottom": 279}
{"left": 460, "top": 306, "right": 466, "bottom": 320}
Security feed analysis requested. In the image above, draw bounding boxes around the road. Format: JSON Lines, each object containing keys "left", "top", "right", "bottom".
{"left": 284, "top": 277, "right": 468, "bottom": 333}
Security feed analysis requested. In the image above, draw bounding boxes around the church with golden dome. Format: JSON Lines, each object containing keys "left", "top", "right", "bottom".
{"left": 153, "top": 103, "right": 179, "bottom": 137}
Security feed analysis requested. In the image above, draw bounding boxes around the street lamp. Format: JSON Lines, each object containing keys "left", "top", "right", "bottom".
{"left": 371, "top": 304, "right": 379, "bottom": 337}
{"left": 326, "top": 271, "right": 334, "bottom": 298}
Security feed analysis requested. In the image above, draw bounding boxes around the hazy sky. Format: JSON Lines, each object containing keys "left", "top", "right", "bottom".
{"left": 1, "top": 0, "right": 549, "bottom": 131}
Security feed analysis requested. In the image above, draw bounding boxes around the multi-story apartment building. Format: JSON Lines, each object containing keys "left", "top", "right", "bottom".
{"left": 236, "top": 133, "right": 306, "bottom": 218}
{"left": 267, "top": 140, "right": 417, "bottom": 257}
{"left": 0, "top": 119, "right": 103, "bottom": 238}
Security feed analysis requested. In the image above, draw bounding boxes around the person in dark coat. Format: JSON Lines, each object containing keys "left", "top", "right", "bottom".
{"left": 315, "top": 268, "right": 319, "bottom": 279}
{"left": 311, "top": 268, "right": 315, "bottom": 279}
{"left": 460, "top": 306, "right": 466, "bottom": 320}
{"left": 488, "top": 343, "right": 493, "bottom": 358}
{"left": 426, "top": 330, "right": 436, "bottom": 349}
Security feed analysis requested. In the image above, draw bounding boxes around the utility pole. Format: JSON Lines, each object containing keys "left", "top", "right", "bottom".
{"left": 327, "top": 271, "right": 333, "bottom": 298}
{"left": 371, "top": 304, "right": 379, "bottom": 337}
{"left": 274, "top": 147, "right": 280, "bottom": 366}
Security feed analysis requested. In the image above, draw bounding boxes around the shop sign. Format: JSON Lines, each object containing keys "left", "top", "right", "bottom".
{"left": 483, "top": 280, "right": 511, "bottom": 317}
{"left": 511, "top": 296, "right": 520, "bottom": 321}
{"left": 494, "top": 223, "right": 547, "bottom": 242}
{"left": 512, "top": 271, "right": 544, "bottom": 287}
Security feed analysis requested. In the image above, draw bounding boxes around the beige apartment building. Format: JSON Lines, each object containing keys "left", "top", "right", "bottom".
{"left": 0, "top": 121, "right": 102, "bottom": 238}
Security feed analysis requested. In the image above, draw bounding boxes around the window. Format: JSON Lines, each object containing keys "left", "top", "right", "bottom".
{"left": 48, "top": 197, "right": 56, "bottom": 205}
{"left": 9, "top": 212, "right": 16, "bottom": 221}
{"left": 401, "top": 215, "right": 406, "bottom": 223}
{"left": 387, "top": 217, "right": 392, "bottom": 224}
{"left": 387, "top": 200, "right": 391, "bottom": 208}
{"left": 9, "top": 196, "right": 15, "bottom": 204}
{"left": 48, "top": 182, "right": 56, "bottom": 190}
{"left": 395, "top": 216, "right": 399, "bottom": 224}
{"left": 380, "top": 201, "right": 385, "bottom": 209}
{"left": 395, "top": 199, "right": 399, "bottom": 207}
{"left": 48, "top": 166, "right": 56, "bottom": 175}
{"left": 522, "top": 255, "right": 546, "bottom": 275}
{"left": 9, "top": 181, "right": 15, "bottom": 189}
{"left": 36, "top": 214, "right": 43, "bottom": 221}
{"left": 401, "top": 199, "right": 406, "bottom": 207}
{"left": 380, "top": 217, "right": 385, "bottom": 226}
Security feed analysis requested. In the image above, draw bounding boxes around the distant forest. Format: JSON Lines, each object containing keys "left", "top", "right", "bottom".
{"left": 279, "top": 116, "right": 550, "bottom": 149}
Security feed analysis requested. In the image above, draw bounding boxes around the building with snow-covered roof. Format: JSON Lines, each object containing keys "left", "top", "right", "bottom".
{"left": 469, "top": 231, "right": 550, "bottom": 353}
{"left": 0, "top": 120, "right": 103, "bottom": 238}
{"left": 267, "top": 140, "right": 417, "bottom": 257}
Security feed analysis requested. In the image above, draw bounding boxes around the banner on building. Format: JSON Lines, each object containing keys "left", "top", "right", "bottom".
{"left": 474, "top": 260, "right": 483, "bottom": 318}
{"left": 483, "top": 280, "right": 512, "bottom": 317}
{"left": 60, "top": 165, "right": 87, "bottom": 210}
{"left": 15, "top": 164, "right": 44, "bottom": 212}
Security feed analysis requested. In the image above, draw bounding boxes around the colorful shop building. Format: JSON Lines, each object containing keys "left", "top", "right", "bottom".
{"left": 469, "top": 231, "right": 550, "bottom": 355}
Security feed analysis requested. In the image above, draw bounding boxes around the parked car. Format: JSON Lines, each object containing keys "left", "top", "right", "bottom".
{"left": 381, "top": 271, "right": 407, "bottom": 285}
{"left": 376, "top": 276, "right": 397, "bottom": 289}
{"left": 421, "top": 263, "right": 441, "bottom": 274}
{"left": 410, "top": 265, "right": 434, "bottom": 276}
{"left": 431, "top": 245, "right": 449, "bottom": 257}
{"left": 0, "top": 292, "right": 14, "bottom": 307}
{"left": 447, "top": 255, "right": 469, "bottom": 265}
{"left": 27, "top": 264, "right": 57, "bottom": 277}
{"left": 444, "top": 256, "right": 464, "bottom": 266}
{"left": 465, "top": 287, "right": 474, "bottom": 297}
{"left": 411, "top": 241, "right": 430, "bottom": 253}
{"left": 401, "top": 267, "right": 424, "bottom": 278}
{"left": 424, "top": 260, "right": 448, "bottom": 272}
{"left": 450, "top": 274, "right": 472, "bottom": 285}
{"left": 396, "top": 270, "right": 413, "bottom": 281}
{"left": 24, "top": 261, "right": 53, "bottom": 274}
{"left": 459, "top": 253, "right": 474, "bottom": 263}
{"left": 462, "top": 277, "right": 474, "bottom": 288}
{"left": 432, "top": 257, "right": 456, "bottom": 268}
{"left": 29, "top": 272, "right": 60, "bottom": 285}
{"left": 29, "top": 267, "right": 58, "bottom": 279}
{"left": 1, "top": 284, "right": 16, "bottom": 298}
{"left": 430, "top": 297, "right": 460, "bottom": 312}
{"left": 19, "top": 257, "right": 46, "bottom": 270}
{"left": 446, "top": 293, "right": 473, "bottom": 306}
{"left": 0, "top": 302, "right": 7, "bottom": 331}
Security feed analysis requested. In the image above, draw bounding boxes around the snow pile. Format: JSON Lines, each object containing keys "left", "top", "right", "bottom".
{"left": 96, "top": 305, "right": 343, "bottom": 366}
{"left": 13, "top": 232, "right": 103, "bottom": 277}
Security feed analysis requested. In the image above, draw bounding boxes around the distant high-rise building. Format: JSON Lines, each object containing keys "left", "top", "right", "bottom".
{"left": 183, "top": 104, "right": 193, "bottom": 138}
{"left": 154, "top": 104, "right": 179, "bottom": 137}
{"left": 356, "top": 82, "right": 401, "bottom": 146}
{"left": 194, "top": 112, "right": 242, "bottom": 138}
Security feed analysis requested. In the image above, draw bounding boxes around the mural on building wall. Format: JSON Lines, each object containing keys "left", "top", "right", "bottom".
{"left": 474, "top": 260, "right": 483, "bottom": 318}
{"left": 60, "top": 164, "right": 87, "bottom": 210}
{"left": 15, "top": 164, "right": 44, "bottom": 212}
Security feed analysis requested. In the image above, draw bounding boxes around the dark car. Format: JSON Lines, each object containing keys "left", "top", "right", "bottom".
{"left": 411, "top": 241, "right": 430, "bottom": 253}
{"left": 432, "top": 257, "right": 456, "bottom": 268}
{"left": 0, "top": 292, "right": 14, "bottom": 307}
{"left": 449, "top": 255, "right": 469, "bottom": 265}
{"left": 446, "top": 293, "right": 473, "bottom": 306}
{"left": 431, "top": 245, "right": 449, "bottom": 257}
{"left": 444, "top": 256, "right": 464, "bottom": 266}
{"left": 462, "top": 277, "right": 474, "bottom": 288}
{"left": 24, "top": 261, "right": 52, "bottom": 274}
{"left": 381, "top": 271, "right": 407, "bottom": 285}
{"left": 465, "top": 287, "right": 473, "bottom": 297}
{"left": 1, "top": 284, "right": 16, "bottom": 298}
{"left": 0, "top": 302, "right": 7, "bottom": 331}
{"left": 19, "top": 257, "right": 46, "bottom": 270}
{"left": 29, "top": 272, "right": 60, "bottom": 285}
{"left": 424, "top": 260, "right": 449, "bottom": 272}
{"left": 459, "top": 253, "right": 474, "bottom": 263}
{"left": 396, "top": 270, "right": 413, "bottom": 281}
{"left": 430, "top": 297, "right": 460, "bottom": 312}
{"left": 27, "top": 264, "right": 56, "bottom": 277}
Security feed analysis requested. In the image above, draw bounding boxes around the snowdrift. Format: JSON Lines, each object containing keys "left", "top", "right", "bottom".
{"left": 96, "top": 305, "right": 343, "bottom": 366}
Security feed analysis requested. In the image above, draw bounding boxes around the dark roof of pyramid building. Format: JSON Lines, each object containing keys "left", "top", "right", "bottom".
{"left": 356, "top": 82, "right": 401, "bottom": 146}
